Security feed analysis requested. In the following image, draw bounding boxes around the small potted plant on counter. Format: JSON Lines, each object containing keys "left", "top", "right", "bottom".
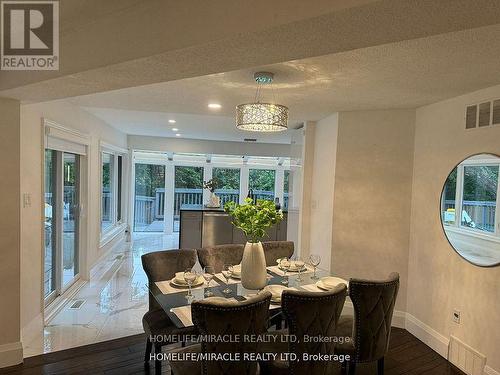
{"left": 203, "top": 178, "right": 221, "bottom": 207}
{"left": 224, "top": 198, "right": 283, "bottom": 289}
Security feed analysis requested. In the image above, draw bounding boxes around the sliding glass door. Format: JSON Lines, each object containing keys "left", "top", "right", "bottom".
{"left": 44, "top": 149, "right": 81, "bottom": 305}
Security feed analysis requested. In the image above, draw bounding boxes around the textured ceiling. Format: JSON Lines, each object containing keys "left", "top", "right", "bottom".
{"left": 76, "top": 24, "right": 500, "bottom": 143}
{"left": 2, "top": 0, "right": 500, "bottom": 102}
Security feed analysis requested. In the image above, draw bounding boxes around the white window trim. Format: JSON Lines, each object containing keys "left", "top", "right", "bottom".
{"left": 100, "top": 142, "right": 129, "bottom": 243}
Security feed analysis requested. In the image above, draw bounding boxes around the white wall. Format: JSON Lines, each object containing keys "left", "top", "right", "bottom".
{"left": 308, "top": 114, "right": 338, "bottom": 269}
{"left": 19, "top": 100, "right": 128, "bottom": 346}
{"left": 0, "top": 97, "right": 23, "bottom": 367}
{"left": 408, "top": 84, "right": 500, "bottom": 372}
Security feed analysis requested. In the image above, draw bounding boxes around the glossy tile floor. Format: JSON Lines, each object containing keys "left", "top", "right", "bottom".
{"left": 23, "top": 232, "right": 179, "bottom": 357}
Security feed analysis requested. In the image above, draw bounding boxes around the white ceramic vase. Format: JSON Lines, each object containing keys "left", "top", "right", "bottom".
{"left": 241, "top": 241, "right": 267, "bottom": 290}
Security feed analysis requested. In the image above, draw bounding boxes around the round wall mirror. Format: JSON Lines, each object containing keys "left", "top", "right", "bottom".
{"left": 440, "top": 153, "right": 500, "bottom": 267}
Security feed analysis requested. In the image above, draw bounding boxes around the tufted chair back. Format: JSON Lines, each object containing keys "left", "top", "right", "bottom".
{"left": 349, "top": 272, "right": 400, "bottom": 363}
{"left": 197, "top": 244, "right": 244, "bottom": 273}
{"left": 282, "top": 284, "right": 347, "bottom": 374}
{"left": 262, "top": 241, "right": 294, "bottom": 266}
{"left": 141, "top": 249, "right": 197, "bottom": 311}
{"left": 191, "top": 292, "right": 272, "bottom": 375}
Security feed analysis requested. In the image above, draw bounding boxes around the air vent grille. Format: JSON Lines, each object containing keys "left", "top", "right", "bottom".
{"left": 69, "top": 300, "right": 85, "bottom": 309}
{"left": 465, "top": 98, "right": 500, "bottom": 129}
{"left": 244, "top": 138, "right": 257, "bottom": 142}
{"left": 493, "top": 99, "right": 500, "bottom": 125}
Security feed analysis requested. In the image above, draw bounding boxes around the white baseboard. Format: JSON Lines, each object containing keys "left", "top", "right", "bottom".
{"left": 485, "top": 366, "right": 500, "bottom": 375}
{"left": 21, "top": 314, "right": 43, "bottom": 346}
{"left": 0, "top": 341, "right": 23, "bottom": 368}
{"left": 405, "top": 313, "right": 449, "bottom": 358}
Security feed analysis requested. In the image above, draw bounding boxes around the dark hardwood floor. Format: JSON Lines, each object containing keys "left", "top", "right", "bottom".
{"left": 0, "top": 328, "right": 464, "bottom": 375}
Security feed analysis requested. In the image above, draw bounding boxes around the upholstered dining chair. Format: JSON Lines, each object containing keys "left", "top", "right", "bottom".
{"left": 196, "top": 244, "right": 244, "bottom": 272}
{"left": 170, "top": 291, "right": 272, "bottom": 375}
{"left": 141, "top": 249, "right": 198, "bottom": 374}
{"left": 260, "top": 284, "right": 348, "bottom": 375}
{"left": 262, "top": 241, "right": 294, "bottom": 266}
{"left": 335, "top": 272, "right": 400, "bottom": 375}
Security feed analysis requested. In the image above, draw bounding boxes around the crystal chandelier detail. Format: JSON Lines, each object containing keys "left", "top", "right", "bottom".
{"left": 236, "top": 72, "right": 288, "bottom": 132}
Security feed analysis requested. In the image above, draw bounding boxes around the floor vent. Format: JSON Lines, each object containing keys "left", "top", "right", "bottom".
{"left": 449, "top": 336, "right": 486, "bottom": 375}
{"left": 465, "top": 98, "right": 500, "bottom": 129}
{"left": 69, "top": 299, "right": 86, "bottom": 310}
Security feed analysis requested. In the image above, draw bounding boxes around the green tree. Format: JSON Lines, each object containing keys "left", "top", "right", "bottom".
{"left": 213, "top": 168, "right": 240, "bottom": 190}
{"left": 463, "top": 165, "right": 498, "bottom": 201}
{"left": 249, "top": 169, "right": 275, "bottom": 192}
{"left": 135, "top": 164, "right": 165, "bottom": 196}
{"left": 175, "top": 166, "right": 203, "bottom": 188}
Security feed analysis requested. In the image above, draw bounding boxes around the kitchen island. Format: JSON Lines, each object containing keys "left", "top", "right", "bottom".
{"left": 179, "top": 205, "right": 288, "bottom": 249}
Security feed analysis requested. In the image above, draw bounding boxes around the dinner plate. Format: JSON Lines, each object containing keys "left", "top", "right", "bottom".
{"left": 315, "top": 277, "right": 348, "bottom": 291}
{"left": 170, "top": 276, "right": 204, "bottom": 288}
{"left": 231, "top": 265, "right": 242, "bottom": 278}
{"left": 278, "top": 263, "right": 306, "bottom": 272}
{"left": 262, "top": 284, "right": 288, "bottom": 303}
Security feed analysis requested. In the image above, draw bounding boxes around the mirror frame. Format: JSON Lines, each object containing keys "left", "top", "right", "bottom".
{"left": 439, "top": 152, "right": 500, "bottom": 268}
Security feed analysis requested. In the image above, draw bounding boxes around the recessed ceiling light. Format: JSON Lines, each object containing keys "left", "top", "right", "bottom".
{"left": 172, "top": 128, "right": 179, "bottom": 132}
{"left": 208, "top": 103, "right": 222, "bottom": 110}
{"left": 175, "top": 133, "right": 181, "bottom": 137}
{"left": 168, "top": 119, "right": 176, "bottom": 123}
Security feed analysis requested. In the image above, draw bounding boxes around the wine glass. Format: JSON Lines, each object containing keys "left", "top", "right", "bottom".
{"left": 221, "top": 264, "right": 233, "bottom": 295}
{"left": 203, "top": 266, "right": 215, "bottom": 297}
{"left": 184, "top": 269, "right": 197, "bottom": 298}
{"left": 309, "top": 254, "right": 321, "bottom": 280}
{"left": 280, "top": 258, "right": 291, "bottom": 285}
{"left": 294, "top": 257, "right": 305, "bottom": 281}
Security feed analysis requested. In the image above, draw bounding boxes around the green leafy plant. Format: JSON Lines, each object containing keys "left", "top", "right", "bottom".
{"left": 203, "top": 178, "right": 220, "bottom": 193}
{"left": 224, "top": 198, "right": 283, "bottom": 243}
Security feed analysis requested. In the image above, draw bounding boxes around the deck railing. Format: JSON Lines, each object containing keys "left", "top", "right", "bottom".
{"left": 134, "top": 188, "right": 278, "bottom": 225}
{"left": 443, "top": 199, "right": 496, "bottom": 232}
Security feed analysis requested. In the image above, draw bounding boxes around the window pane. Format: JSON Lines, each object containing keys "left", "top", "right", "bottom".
{"left": 441, "top": 168, "right": 457, "bottom": 225}
{"left": 101, "top": 153, "right": 114, "bottom": 231}
{"left": 249, "top": 169, "right": 275, "bottom": 201}
{"left": 44, "top": 149, "right": 57, "bottom": 297}
{"left": 213, "top": 167, "right": 240, "bottom": 206}
{"left": 461, "top": 165, "right": 498, "bottom": 232}
{"left": 63, "top": 153, "right": 79, "bottom": 287}
{"left": 117, "top": 155, "right": 123, "bottom": 222}
{"left": 284, "top": 170, "right": 290, "bottom": 210}
{"left": 174, "top": 166, "right": 203, "bottom": 231}
{"left": 134, "top": 163, "right": 165, "bottom": 232}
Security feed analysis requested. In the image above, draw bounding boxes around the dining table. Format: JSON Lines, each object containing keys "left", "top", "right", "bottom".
{"left": 147, "top": 264, "right": 349, "bottom": 329}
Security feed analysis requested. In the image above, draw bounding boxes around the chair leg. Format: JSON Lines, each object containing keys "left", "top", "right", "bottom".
{"left": 348, "top": 361, "right": 356, "bottom": 375}
{"left": 144, "top": 338, "right": 152, "bottom": 363}
{"left": 154, "top": 344, "right": 162, "bottom": 375}
{"left": 377, "top": 357, "right": 385, "bottom": 375}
